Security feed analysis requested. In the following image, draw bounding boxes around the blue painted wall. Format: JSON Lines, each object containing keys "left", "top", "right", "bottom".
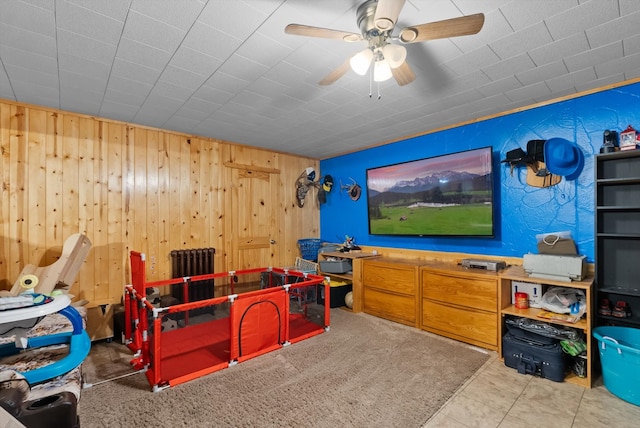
{"left": 319, "top": 81, "right": 640, "bottom": 263}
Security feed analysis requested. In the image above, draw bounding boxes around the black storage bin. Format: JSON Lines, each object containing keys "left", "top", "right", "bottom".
{"left": 502, "top": 324, "right": 568, "bottom": 382}
{"left": 317, "top": 283, "right": 352, "bottom": 308}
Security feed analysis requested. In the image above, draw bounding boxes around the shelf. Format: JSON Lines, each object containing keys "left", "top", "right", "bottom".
{"left": 596, "top": 151, "right": 640, "bottom": 331}
{"left": 597, "top": 314, "right": 640, "bottom": 327}
{"left": 598, "top": 286, "right": 640, "bottom": 296}
{"left": 499, "top": 265, "right": 594, "bottom": 387}
{"left": 500, "top": 265, "right": 593, "bottom": 290}
{"left": 596, "top": 205, "right": 640, "bottom": 210}
{"left": 596, "top": 233, "right": 640, "bottom": 239}
{"left": 596, "top": 177, "right": 640, "bottom": 185}
{"left": 318, "top": 252, "right": 379, "bottom": 281}
{"left": 564, "top": 371, "right": 590, "bottom": 388}
{"left": 319, "top": 251, "right": 379, "bottom": 259}
{"left": 318, "top": 271, "right": 352, "bottom": 281}
{"left": 501, "top": 304, "right": 588, "bottom": 331}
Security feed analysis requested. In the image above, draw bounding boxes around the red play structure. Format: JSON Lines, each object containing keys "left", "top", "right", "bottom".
{"left": 123, "top": 251, "right": 329, "bottom": 392}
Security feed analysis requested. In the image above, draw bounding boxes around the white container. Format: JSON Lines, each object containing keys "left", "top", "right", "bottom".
{"left": 511, "top": 281, "right": 543, "bottom": 308}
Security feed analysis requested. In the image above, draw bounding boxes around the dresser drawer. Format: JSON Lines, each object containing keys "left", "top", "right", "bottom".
{"left": 363, "top": 261, "right": 417, "bottom": 296}
{"left": 422, "top": 271, "right": 497, "bottom": 312}
{"left": 422, "top": 299, "right": 497, "bottom": 347}
{"left": 364, "top": 287, "right": 416, "bottom": 326}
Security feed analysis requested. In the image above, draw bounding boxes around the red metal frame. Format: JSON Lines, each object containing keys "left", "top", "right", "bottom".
{"left": 123, "top": 251, "right": 329, "bottom": 391}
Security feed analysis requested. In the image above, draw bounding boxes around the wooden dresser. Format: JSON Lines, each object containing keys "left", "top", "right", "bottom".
{"left": 361, "top": 256, "right": 501, "bottom": 351}
{"left": 421, "top": 263, "right": 499, "bottom": 351}
{"left": 362, "top": 258, "right": 423, "bottom": 327}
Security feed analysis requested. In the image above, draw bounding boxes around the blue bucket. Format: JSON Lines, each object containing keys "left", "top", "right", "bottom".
{"left": 593, "top": 326, "right": 640, "bottom": 406}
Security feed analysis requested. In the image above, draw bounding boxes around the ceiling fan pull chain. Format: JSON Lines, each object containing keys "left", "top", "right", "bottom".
{"left": 369, "top": 66, "right": 373, "bottom": 98}
{"left": 377, "top": 82, "right": 382, "bottom": 100}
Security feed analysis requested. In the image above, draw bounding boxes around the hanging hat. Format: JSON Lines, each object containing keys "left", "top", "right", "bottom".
{"left": 525, "top": 140, "right": 546, "bottom": 164}
{"left": 544, "top": 138, "right": 584, "bottom": 180}
{"left": 305, "top": 167, "right": 316, "bottom": 182}
{"left": 500, "top": 148, "right": 527, "bottom": 165}
{"left": 322, "top": 175, "right": 334, "bottom": 192}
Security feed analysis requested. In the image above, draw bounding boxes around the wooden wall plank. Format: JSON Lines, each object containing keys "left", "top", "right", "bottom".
{"left": 61, "top": 115, "right": 80, "bottom": 240}
{"left": 27, "top": 109, "right": 47, "bottom": 270}
{"left": 44, "top": 112, "right": 62, "bottom": 264}
{"left": 106, "top": 122, "right": 125, "bottom": 300}
{"left": 76, "top": 116, "right": 95, "bottom": 300}
{"left": 0, "top": 104, "right": 12, "bottom": 289}
{"left": 168, "top": 133, "right": 182, "bottom": 261}
{"left": 156, "top": 132, "right": 170, "bottom": 279}
{"left": 144, "top": 129, "right": 160, "bottom": 281}
{"left": 9, "top": 105, "right": 27, "bottom": 281}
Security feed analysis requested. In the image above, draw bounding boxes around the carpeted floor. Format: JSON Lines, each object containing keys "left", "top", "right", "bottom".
{"left": 79, "top": 309, "right": 490, "bottom": 428}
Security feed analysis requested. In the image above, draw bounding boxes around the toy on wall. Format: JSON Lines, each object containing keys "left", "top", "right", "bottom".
{"left": 340, "top": 178, "right": 361, "bottom": 201}
{"left": 295, "top": 168, "right": 333, "bottom": 207}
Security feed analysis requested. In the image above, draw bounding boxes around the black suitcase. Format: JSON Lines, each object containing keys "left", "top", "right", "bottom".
{"left": 502, "top": 325, "right": 568, "bottom": 382}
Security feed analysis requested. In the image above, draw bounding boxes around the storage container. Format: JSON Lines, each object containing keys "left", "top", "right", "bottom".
{"left": 319, "top": 259, "right": 352, "bottom": 274}
{"left": 297, "top": 238, "right": 322, "bottom": 262}
{"left": 317, "top": 282, "right": 352, "bottom": 308}
{"left": 593, "top": 326, "right": 640, "bottom": 406}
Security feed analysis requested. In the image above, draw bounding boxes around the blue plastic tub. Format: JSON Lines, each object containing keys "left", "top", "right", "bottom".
{"left": 593, "top": 326, "right": 640, "bottom": 406}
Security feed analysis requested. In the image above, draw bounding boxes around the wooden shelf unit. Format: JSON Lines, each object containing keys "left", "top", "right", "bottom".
{"left": 595, "top": 150, "right": 640, "bottom": 327}
{"left": 318, "top": 251, "right": 379, "bottom": 312}
{"left": 499, "top": 265, "right": 594, "bottom": 388}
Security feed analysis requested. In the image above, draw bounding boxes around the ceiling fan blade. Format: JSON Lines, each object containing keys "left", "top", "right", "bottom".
{"left": 319, "top": 58, "right": 352, "bottom": 86}
{"left": 373, "top": 0, "right": 406, "bottom": 31}
{"left": 391, "top": 61, "right": 415, "bottom": 86}
{"left": 285, "top": 24, "right": 362, "bottom": 42}
{"left": 399, "top": 13, "right": 485, "bottom": 43}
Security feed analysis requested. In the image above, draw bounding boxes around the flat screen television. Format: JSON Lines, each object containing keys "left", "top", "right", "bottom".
{"left": 366, "top": 146, "right": 494, "bottom": 237}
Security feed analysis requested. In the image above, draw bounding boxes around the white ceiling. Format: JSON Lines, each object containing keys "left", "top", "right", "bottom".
{"left": 1, "top": 0, "right": 640, "bottom": 159}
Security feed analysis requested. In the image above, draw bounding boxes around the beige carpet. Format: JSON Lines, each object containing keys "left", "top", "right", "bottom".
{"left": 79, "top": 309, "right": 490, "bottom": 428}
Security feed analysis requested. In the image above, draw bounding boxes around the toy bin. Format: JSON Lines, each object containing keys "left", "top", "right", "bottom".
{"left": 593, "top": 326, "right": 640, "bottom": 406}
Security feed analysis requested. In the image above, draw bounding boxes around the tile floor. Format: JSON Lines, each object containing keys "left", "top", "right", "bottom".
{"left": 422, "top": 351, "right": 640, "bottom": 428}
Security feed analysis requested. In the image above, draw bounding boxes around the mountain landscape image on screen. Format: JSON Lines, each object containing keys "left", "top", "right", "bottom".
{"left": 367, "top": 147, "right": 494, "bottom": 237}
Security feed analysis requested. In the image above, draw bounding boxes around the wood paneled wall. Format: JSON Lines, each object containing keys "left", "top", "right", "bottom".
{"left": 0, "top": 100, "right": 319, "bottom": 308}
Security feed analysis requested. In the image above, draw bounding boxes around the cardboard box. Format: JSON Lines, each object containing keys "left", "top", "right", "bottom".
{"left": 511, "top": 281, "right": 543, "bottom": 308}
{"left": 86, "top": 304, "right": 114, "bottom": 341}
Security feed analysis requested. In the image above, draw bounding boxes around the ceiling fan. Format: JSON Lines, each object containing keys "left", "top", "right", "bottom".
{"left": 285, "top": 0, "right": 484, "bottom": 87}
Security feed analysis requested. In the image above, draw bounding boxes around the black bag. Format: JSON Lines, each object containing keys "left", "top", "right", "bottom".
{"left": 502, "top": 325, "right": 567, "bottom": 382}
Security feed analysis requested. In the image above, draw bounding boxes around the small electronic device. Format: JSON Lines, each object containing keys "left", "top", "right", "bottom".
{"left": 523, "top": 253, "right": 587, "bottom": 282}
{"left": 461, "top": 258, "right": 506, "bottom": 271}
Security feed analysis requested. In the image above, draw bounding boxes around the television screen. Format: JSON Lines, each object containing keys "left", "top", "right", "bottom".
{"left": 366, "top": 146, "right": 494, "bottom": 237}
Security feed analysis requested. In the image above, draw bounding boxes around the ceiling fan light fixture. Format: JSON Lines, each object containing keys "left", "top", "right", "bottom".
{"left": 343, "top": 34, "right": 361, "bottom": 42}
{"left": 399, "top": 28, "right": 418, "bottom": 43}
{"left": 374, "top": 17, "right": 394, "bottom": 31}
{"left": 350, "top": 48, "right": 373, "bottom": 75}
{"left": 373, "top": 59, "right": 392, "bottom": 82}
{"left": 382, "top": 44, "right": 407, "bottom": 68}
